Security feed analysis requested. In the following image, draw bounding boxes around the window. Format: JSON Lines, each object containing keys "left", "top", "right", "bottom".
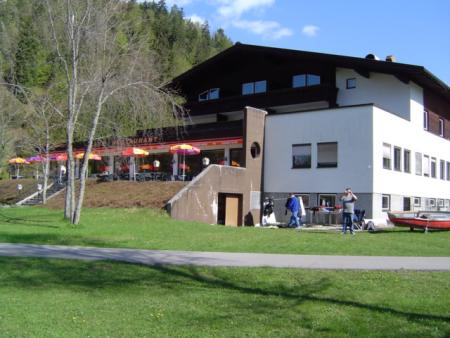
{"left": 394, "top": 147, "right": 401, "bottom": 171}
{"left": 292, "top": 144, "right": 311, "bottom": 169}
{"left": 292, "top": 74, "right": 321, "bottom": 88}
{"left": 423, "top": 155, "right": 430, "bottom": 177}
{"left": 293, "top": 74, "right": 306, "bottom": 87}
{"left": 296, "top": 194, "right": 310, "bottom": 208}
{"left": 415, "top": 152, "right": 422, "bottom": 175}
{"left": 404, "top": 150, "right": 411, "bottom": 173}
{"left": 317, "top": 142, "right": 338, "bottom": 168}
{"left": 242, "top": 80, "right": 267, "bottom": 95}
{"left": 307, "top": 74, "right": 321, "bottom": 86}
{"left": 382, "top": 195, "right": 390, "bottom": 210}
{"left": 447, "top": 162, "right": 450, "bottom": 181}
{"left": 440, "top": 160, "right": 445, "bottom": 180}
{"left": 346, "top": 78, "right": 357, "bottom": 89}
{"left": 198, "top": 88, "right": 220, "bottom": 101}
{"left": 431, "top": 157, "right": 436, "bottom": 178}
{"left": 439, "top": 119, "right": 444, "bottom": 137}
{"left": 319, "top": 194, "right": 336, "bottom": 207}
{"left": 413, "top": 197, "right": 421, "bottom": 207}
{"left": 383, "top": 143, "right": 391, "bottom": 169}
{"left": 438, "top": 199, "right": 444, "bottom": 207}
{"left": 423, "top": 110, "right": 428, "bottom": 130}
{"left": 427, "top": 198, "right": 436, "bottom": 207}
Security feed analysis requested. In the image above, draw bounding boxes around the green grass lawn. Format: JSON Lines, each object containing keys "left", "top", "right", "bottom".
{"left": 0, "top": 257, "right": 448, "bottom": 337}
{"left": 1, "top": 207, "right": 449, "bottom": 256}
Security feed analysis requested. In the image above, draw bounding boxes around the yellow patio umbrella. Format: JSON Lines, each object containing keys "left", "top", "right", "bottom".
{"left": 169, "top": 144, "right": 200, "bottom": 180}
{"left": 75, "top": 152, "right": 102, "bottom": 160}
{"left": 8, "top": 157, "right": 30, "bottom": 178}
{"left": 8, "top": 157, "right": 30, "bottom": 164}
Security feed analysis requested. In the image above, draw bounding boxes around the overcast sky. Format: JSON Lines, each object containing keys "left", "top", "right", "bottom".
{"left": 162, "top": 0, "right": 450, "bottom": 85}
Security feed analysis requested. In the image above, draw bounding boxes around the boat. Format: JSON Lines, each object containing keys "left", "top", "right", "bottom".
{"left": 387, "top": 211, "right": 450, "bottom": 231}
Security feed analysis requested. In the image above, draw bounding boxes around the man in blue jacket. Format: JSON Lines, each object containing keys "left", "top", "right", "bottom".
{"left": 286, "top": 193, "right": 301, "bottom": 228}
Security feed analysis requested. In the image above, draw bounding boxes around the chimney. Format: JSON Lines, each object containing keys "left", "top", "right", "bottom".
{"left": 385, "top": 55, "right": 396, "bottom": 62}
{"left": 365, "top": 53, "right": 380, "bottom": 61}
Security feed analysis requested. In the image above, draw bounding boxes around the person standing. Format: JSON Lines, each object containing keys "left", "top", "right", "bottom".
{"left": 285, "top": 193, "right": 301, "bottom": 229}
{"left": 341, "top": 188, "right": 358, "bottom": 234}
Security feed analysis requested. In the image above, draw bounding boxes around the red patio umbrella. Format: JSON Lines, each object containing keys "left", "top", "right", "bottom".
{"left": 50, "top": 153, "right": 68, "bottom": 161}
{"left": 121, "top": 147, "right": 149, "bottom": 181}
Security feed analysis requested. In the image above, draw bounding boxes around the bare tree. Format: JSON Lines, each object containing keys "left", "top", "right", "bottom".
{"left": 23, "top": 93, "right": 64, "bottom": 203}
{"left": 46, "top": 0, "right": 183, "bottom": 224}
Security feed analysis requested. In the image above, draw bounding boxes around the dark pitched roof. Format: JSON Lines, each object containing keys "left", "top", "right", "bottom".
{"left": 171, "top": 43, "right": 449, "bottom": 100}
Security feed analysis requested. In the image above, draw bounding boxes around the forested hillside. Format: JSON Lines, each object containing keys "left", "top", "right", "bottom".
{"left": 0, "top": 0, "right": 232, "bottom": 179}
{"left": 0, "top": 0, "right": 232, "bottom": 89}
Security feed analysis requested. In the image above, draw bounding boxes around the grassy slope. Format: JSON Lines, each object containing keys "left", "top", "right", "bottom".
{"left": 0, "top": 179, "right": 40, "bottom": 204}
{"left": 1, "top": 207, "right": 449, "bottom": 256}
{"left": 45, "top": 180, "right": 187, "bottom": 209}
{"left": 0, "top": 258, "right": 448, "bottom": 337}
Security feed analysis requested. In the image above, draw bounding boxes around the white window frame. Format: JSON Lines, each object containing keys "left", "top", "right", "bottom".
{"left": 447, "top": 162, "right": 450, "bottom": 181}
{"left": 393, "top": 146, "right": 402, "bottom": 171}
{"left": 415, "top": 152, "right": 422, "bottom": 176}
{"left": 403, "top": 149, "right": 411, "bottom": 173}
{"left": 382, "top": 194, "right": 390, "bottom": 210}
{"left": 423, "top": 155, "right": 430, "bottom": 177}
{"left": 431, "top": 157, "right": 437, "bottom": 178}
{"left": 413, "top": 197, "right": 421, "bottom": 207}
{"left": 383, "top": 143, "right": 391, "bottom": 169}
{"left": 440, "top": 160, "right": 445, "bottom": 180}
{"left": 423, "top": 110, "right": 429, "bottom": 130}
{"left": 438, "top": 118, "right": 444, "bottom": 137}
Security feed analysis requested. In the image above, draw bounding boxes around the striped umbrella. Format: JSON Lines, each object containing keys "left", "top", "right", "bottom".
{"left": 169, "top": 144, "right": 200, "bottom": 180}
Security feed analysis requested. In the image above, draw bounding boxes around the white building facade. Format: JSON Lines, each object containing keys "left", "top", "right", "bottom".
{"left": 264, "top": 71, "right": 450, "bottom": 220}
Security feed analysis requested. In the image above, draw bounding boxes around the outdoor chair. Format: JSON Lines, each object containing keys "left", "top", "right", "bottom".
{"left": 352, "top": 209, "right": 366, "bottom": 230}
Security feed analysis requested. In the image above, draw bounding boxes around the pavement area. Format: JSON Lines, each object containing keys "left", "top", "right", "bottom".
{"left": 0, "top": 243, "right": 449, "bottom": 271}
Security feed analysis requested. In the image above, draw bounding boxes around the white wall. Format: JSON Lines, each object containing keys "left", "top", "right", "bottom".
{"left": 264, "top": 105, "right": 374, "bottom": 194}
{"left": 336, "top": 68, "right": 411, "bottom": 120}
{"left": 372, "top": 105, "right": 450, "bottom": 212}
{"left": 373, "top": 105, "right": 450, "bottom": 197}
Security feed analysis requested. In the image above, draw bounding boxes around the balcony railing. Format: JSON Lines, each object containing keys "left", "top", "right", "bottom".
{"left": 185, "top": 84, "right": 338, "bottom": 115}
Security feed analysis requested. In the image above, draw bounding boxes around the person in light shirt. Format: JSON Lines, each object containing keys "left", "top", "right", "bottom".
{"left": 340, "top": 188, "right": 358, "bottom": 235}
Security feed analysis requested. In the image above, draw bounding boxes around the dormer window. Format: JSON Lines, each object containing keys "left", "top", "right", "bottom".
{"left": 242, "top": 80, "right": 267, "bottom": 95}
{"left": 293, "top": 74, "right": 321, "bottom": 88}
{"left": 198, "top": 88, "right": 220, "bottom": 102}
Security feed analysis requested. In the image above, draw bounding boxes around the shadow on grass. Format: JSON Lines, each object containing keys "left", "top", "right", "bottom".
{"left": 0, "top": 209, "right": 62, "bottom": 228}
{"left": 0, "top": 233, "right": 113, "bottom": 248}
{"left": 0, "top": 257, "right": 448, "bottom": 329}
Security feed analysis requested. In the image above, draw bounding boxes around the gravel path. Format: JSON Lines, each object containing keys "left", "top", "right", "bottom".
{"left": 1, "top": 243, "right": 449, "bottom": 270}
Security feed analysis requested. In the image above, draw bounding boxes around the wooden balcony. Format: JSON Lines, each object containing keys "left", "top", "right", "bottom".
{"left": 184, "top": 84, "right": 339, "bottom": 116}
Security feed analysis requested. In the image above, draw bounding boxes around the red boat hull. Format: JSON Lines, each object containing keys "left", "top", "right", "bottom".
{"left": 388, "top": 214, "right": 450, "bottom": 230}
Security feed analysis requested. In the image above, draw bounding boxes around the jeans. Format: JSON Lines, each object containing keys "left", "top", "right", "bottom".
{"left": 288, "top": 211, "right": 300, "bottom": 227}
{"left": 342, "top": 212, "right": 354, "bottom": 234}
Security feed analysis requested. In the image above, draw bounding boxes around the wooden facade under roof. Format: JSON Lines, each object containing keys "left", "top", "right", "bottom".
{"left": 170, "top": 43, "right": 450, "bottom": 118}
